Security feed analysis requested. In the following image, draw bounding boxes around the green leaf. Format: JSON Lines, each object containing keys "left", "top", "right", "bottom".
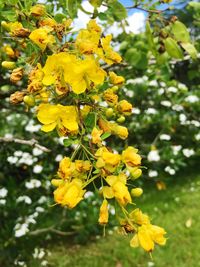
{"left": 125, "top": 48, "right": 141, "bottom": 65}
{"left": 66, "top": 0, "right": 78, "bottom": 18}
{"left": 108, "top": 1, "right": 127, "bottom": 21}
{"left": 164, "top": 37, "right": 184, "bottom": 59}
{"left": 84, "top": 113, "right": 96, "bottom": 130}
{"left": 101, "top": 132, "right": 111, "bottom": 140}
{"left": 54, "top": 13, "right": 67, "bottom": 23}
{"left": 181, "top": 42, "right": 198, "bottom": 59}
{"left": 146, "top": 22, "right": 157, "bottom": 56}
{"left": 2, "top": 10, "right": 17, "bottom": 21}
{"left": 63, "top": 139, "right": 73, "bottom": 147}
{"left": 171, "top": 21, "right": 190, "bottom": 43}
{"left": 93, "top": 169, "right": 100, "bottom": 174}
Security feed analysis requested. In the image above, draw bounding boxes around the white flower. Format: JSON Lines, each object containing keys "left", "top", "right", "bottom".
{"left": 172, "top": 145, "right": 182, "bottom": 155}
{"left": 127, "top": 78, "right": 144, "bottom": 84}
{"left": 167, "top": 86, "right": 177, "bottom": 93}
{"left": 25, "top": 120, "right": 41, "bottom": 132}
{"left": 178, "top": 83, "right": 187, "bottom": 91}
{"left": 14, "top": 150, "right": 23, "bottom": 157}
{"left": 159, "top": 134, "right": 171, "bottom": 141}
{"left": 84, "top": 191, "right": 94, "bottom": 199}
{"left": 132, "top": 108, "right": 141, "bottom": 114}
{"left": 145, "top": 108, "right": 157, "bottom": 115}
{"left": 17, "top": 196, "right": 32, "bottom": 205}
{"left": 41, "top": 260, "right": 48, "bottom": 266}
{"left": 38, "top": 196, "right": 47, "bottom": 204}
{"left": 161, "top": 100, "right": 171, "bottom": 107}
{"left": 147, "top": 262, "right": 155, "bottom": 267}
{"left": 149, "top": 80, "right": 158, "bottom": 87}
{"left": 0, "top": 188, "right": 8, "bottom": 198}
{"left": 33, "top": 248, "right": 46, "bottom": 259}
{"left": 147, "top": 150, "right": 160, "bottom": 162}
{"left": 0, "top": 199, "right": 6, "bottom": 205}
{"left": 164, "top": 166, "right": 176, "bottom": 175}
{"left": 190, "top": 120, "right": 200, "bottom": 127}
{"left": 125, "top": 90, "right": 134, "bottom": 97}
{"left": 182, "top": 148, "right": 195, "bottom": 158}
{"left": 179, "top": 114, "right": 187, "bottom": 123}
{"left": 36, "top": 206, "right": 45, "bottom": 213}
{"left": 7, "top": 156, "right": 18, "bottom": 164}
{"left": 185, "top": 95, "right": 199, "bottom": 103}
{"left": 25, "top": 179, "right": 42, "bottom": 189}
{"left": 55, "top": 154, "right": 63, "bottom": 162}
{"left": 172, "top": 104, "right": 183, "bottom": 112}
{"left": 14, "top": 223, "right": 29, "bottom": 237}
{"left": 148, "top": 170, "right": 158, "bottom": 177}
{"left": 4, "top": 133, "right": 13, "bottom": 138}
{"left": 158, "top": 88, "right": 164, "bottom": 95}
{"left": 195, "top": 133, "right": 200, "bottom": 141}
{"left": 32, "top": 147, "right": 43, "bottom": 156}
{"left": 33, "top": 165, "right": 43, "bottom": 174}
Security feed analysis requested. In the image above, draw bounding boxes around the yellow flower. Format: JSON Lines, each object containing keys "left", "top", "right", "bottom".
{"left": 97, "top": 34, "right": 122, "bottom": 65}
{"left": 131, "top": 188, "right": 143, "bottom": 197}
{"left": 57, "top": 157, "right": 75, "bottom": 179}
{"left": 37, "top": 103, "right": 78, "bottom": 136}
{"left": 95, "top": 147, "right": 121, "bottom": 172}
{"left": 106, "top": 174, "right": 132, "bottom": 206}
{"left": 103, "top": 89, "right": 118, "bottom": 106}
{"left": 112, "top": 124, "right": 128, "bottom": 140}
{"left": 117, "top": 100, "right": 133, "bottom": 116}
{"left": 136, "top": 224, "right": 166, "bottom": 252}
{"left": 39, "top": 18, "right": 57, "bottom": 28}
{"left": 129, "top": 208, "right": 150, "bottom": 225}
{"left": 98, "top": 199, "right": 109, "bottom": 224}
{"left": 76, "top": 20, "right": 101, "bottom": 55}
{"left": 29, "top": 27, "right": 55, "bottom": 51}
{"left": 3, "top": 45, "right": 15, "bottom": 57}
{"left": 30, "top": 4, "right": 46, "bottom": 17}
{"left": 109, "top": 71, "right": 125, "bottom": 85}
{"left": 122, "top": 146, "right": 141, "bottom": 167}
{"left": 42, "top": 53, "right": 106, "bottom": 94}
{"left": 54, "top": 179, "right": 86, "bottom": 208}
{"left": 75, "top": 160, "right": 91, "bottom": 173}
{"left": 91, "top": 127, "right": 103, "bottom": 144}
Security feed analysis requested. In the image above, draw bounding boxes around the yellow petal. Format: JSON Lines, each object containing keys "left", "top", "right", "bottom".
{"left": 41, "top": 122, "right": 57, "bottom": 132}
{"left": 130, "top": 234, "right": 139, "bottom": 248}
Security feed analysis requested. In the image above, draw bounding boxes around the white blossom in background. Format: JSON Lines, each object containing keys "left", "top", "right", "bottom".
{"left": 195, "top": 133, "right": 200, "bottom": 141}
{"left": 4, "top": 133, "right": 13, "bottom": 138}
{"left": 158, "top": 88, "right": 165, "bottom": 95}
{"left": 190, "top": 120, "right": 200, "bottom": 127}
{"left": 185, "top": 95, "right": 199, "bottom": 103}
{"left": 127, "top": 77, "right": 144, "bottom": 84}
{"left": 55, "top": 154, "right": 63, "bottom": 162}
{"left": 0, "top": 188, "right": 8, "bottom": 198}
{"left": 160, "top": 134, "right": 171, "bottom": 141}
{"left": 32, "top": 147, "right": 43, "bottom": 156}
{"left": 35, "top": 206, "right": 45, "bottom": 213}
{"left": 149, "top": 80, "right": 158, "bottom": 87}
{"left": 25, "top": 119, "right": 41, "bottom": 132}
{"left": 148, "top": 170, "right": 158, "bottom": 177}
{"left": 33, "top": 165, "right": 43, "bottom": 174}
{"left": 178, "top": 83, "right": 187, "bottom": 91}
{"left": 172, "top": 145, "right": 182, "bottom": 155}
{"left": 14, "top": 150, "right": 23, "bottom": 157}
{"left": 7, "top": 156, "right": 18, "bottom": 164}
{"left": 165, "top": 166, "right": 176, "bottom": 175}
{"left": 145, "top": 108, "right": 157, "bottom": 115}
{"left": 38, "top": 196, "right": 47, "bottom": 204}
{"left": 25, "top": 179, "right": 42, "bottom": 189}
{"left": 147, "top": 150, "right": 160, "bottom": 162}
{"left": 14, "top": 223, "right": 29, "bottom": 237}
{"left": 182, "top": 148, "right": 195, "bottom": 158}
{"left": 161, "top": 100, "right": 172, "bottom": 107}
{"left": 84, "top": 191, "right": 94, "bottom": 199}
{"left": 179, "top": 113, "right": 187, "bottom": 123}
{"left": 33, "top": 248, "right": 46, "bottom": 259}
{"left": 172, "top": 104, "right": 184, "bottom": 112}
{"left": 16, "top": 196, "right": 32, "bottom": 205}
{"left": 131, "top": 108, "right": 140, "bottom": 115}
{"left": 167, "top": 86, "right": 178, "bottom": 93}
{"left": 0, "top": 199, "right": 6, "bottom": 205}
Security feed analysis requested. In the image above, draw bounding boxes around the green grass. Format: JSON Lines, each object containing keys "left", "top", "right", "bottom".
{"left": 47, "top": 173, "right": 200, "bottom": 267}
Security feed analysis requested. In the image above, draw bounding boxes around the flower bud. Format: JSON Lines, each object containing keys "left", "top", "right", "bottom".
{"left": 106, "top": 108, "right": 114, "bottom": 118}
{"left": 1, "top": 61, "right": 16, "bottom": 69}
{"left": 51, "top": 179, "right": 63, "bottom": 187}
{"left": 10, "top": 67, "right": 23, "bottom": 83}
{"left": 1, "top": 21, "right": 10, "bottom": 31}
{"left": 10, "top": 91, "right": 26, "bottom": 104}
{"left": 98, "top": 199, "right": 109, "bottom": 225}
{"left": 117, "top": 116, "right": 125, "bottom": 123}
{"left": 23, "top": 95, "right": 35, "bottom": 106}
{"left": 130, "top": 168, "right": 142, "bottom": 180}
{"left": 131, "top": 188, "right": 143, "bottom": 197}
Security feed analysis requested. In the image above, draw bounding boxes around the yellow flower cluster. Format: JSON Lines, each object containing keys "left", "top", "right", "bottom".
{"left": 3, "top": 8, "right": 166, "bottom": 253}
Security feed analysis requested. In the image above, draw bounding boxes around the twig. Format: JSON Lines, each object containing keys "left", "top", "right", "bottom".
{"left": 28, "top": 226, "right": 76, "bottom": 236}
{"left": 0, "top": 137, "right": 51, "bottom": 152}
{"left": 125, "top": 5, "right": 166, "bottom": 14}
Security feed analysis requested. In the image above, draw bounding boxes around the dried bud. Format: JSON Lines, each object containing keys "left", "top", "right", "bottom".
{"left": 10, "top": 91, "right": 26, "bottom": 104}
{"left": 13, "top": 28, "right": 30, "bottom": 38}
{"left": 170, "top": 16, "right": 178, "bottom": 23}
{"left": 10, "top": 67, "right": 23, "bottom": 83}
